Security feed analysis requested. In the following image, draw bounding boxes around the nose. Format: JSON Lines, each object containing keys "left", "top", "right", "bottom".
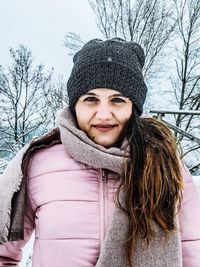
{"left": 95, "top": 104, "right": 113, "bottom": 121}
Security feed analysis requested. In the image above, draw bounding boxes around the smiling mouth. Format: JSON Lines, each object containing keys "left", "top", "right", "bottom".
{"left": 93, "top": 125, "right": 116, "bottom": 132}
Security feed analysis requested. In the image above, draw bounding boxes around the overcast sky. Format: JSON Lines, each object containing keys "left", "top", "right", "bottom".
{"left": 0, "top": 0, "right": 102, "bottom": 77}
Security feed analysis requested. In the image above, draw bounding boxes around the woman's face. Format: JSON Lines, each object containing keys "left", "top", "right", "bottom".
{"left": 75, "top": 88, "right": 133, "bottom": 147}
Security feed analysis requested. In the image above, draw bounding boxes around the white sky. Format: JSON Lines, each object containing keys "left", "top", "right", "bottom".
{"left": 0, "top": 0, "right": 102, "bottom": 77}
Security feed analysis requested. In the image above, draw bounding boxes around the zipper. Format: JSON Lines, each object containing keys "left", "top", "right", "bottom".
{"left": 100, "top": 169, "right": 108, "bottom": 251}
{"left": 102, "top": 169, "right": 107, "bottom": 183}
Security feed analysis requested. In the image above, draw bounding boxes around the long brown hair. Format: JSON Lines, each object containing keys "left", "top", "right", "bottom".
{"left": 116, "top": 109, "right": 184, "bottom": 267}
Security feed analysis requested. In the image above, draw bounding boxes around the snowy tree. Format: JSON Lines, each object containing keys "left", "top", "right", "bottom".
{"left": 43, "top": 76, "right": 68, "bottom": 129}
{"left": 169, "top": 0, "right": 200, "bottom": 164}
{"left": 65, "top": 0, "right": 176, "bottom": 77}
{"left": 88, "top": 0, "right": 176, "bottom": 79}
{"left": 0, "top": 158, "right": 8, "bottom": 174}
{"left": 0, "top": 45, "right": 53, "bottom": 159}
{"left": 64, "top": 32, "right": 85, "bottom": 56}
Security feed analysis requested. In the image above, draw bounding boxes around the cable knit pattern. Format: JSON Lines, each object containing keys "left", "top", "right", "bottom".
{"left": 67, "top": 38, "right": 147, "bottom": 115}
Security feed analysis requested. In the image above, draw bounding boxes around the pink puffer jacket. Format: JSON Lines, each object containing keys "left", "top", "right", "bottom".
{"left": 0, "top": 144, "right": 200, "bottom": 267}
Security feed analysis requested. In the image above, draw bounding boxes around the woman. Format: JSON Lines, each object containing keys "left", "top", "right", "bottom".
{"left": 0, "top": 38, "right": 200, "bottom": 267}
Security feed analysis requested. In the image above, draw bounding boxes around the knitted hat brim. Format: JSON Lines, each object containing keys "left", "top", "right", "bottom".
{"left": 67, "top": 62, "right": 147, "bottom": 115}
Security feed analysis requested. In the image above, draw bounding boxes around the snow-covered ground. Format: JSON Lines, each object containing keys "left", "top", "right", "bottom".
{"left": 21, "top": 234, "right": 34, "bottom": 267}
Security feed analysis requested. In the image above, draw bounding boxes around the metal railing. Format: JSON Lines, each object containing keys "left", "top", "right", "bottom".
{"left": 150, "top": 109, "right": 200, "bottom": 173}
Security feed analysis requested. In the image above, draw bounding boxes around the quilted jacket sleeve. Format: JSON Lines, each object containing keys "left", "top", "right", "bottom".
{"left": 178, "top": 165, "right": 200, "bottom": 267}
{"left": 0, "top": 195, "right": 35, "bottom": 266}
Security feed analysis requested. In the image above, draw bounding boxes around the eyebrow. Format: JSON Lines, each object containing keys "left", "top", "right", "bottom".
{"left": 82, "top": 92, "right": 127, "bottom": 97}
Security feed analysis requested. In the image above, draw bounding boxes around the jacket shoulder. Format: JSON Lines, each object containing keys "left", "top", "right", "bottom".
{"left": 22, "top": 128, "right": 61, "bottom": 176}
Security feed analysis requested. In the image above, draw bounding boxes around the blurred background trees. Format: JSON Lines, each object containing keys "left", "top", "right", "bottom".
{"left": 171, "top": 0, "right": 200, "bottom": 163}
{"left": 1, "top": 0, "right": 200, "bottom": 174}
{"left": 0, "top": 45, "right": 66, "bottom": 168}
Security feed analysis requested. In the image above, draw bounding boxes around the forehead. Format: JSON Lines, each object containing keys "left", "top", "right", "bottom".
{"left": 83, "top": 88, "right": 123, "bottom": 96}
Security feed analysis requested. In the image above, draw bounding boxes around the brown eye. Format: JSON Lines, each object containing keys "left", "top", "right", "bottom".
{"left": 111, "top": 98, "right": 125, "bottom": 103}
{"left": 84, "top": 96, "right": 98, "bottom": 102}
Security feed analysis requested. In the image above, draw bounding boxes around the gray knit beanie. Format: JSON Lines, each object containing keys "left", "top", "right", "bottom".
{"left": 67, "top": 37, "right": 147, "bottom": 115}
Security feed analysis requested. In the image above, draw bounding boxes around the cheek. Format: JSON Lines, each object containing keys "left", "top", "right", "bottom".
{"left": 75, "top": 105, "right": 88, "bottom": 123}
{"left": 76, "top": 110, "right": 93, "bottom": 131}
{"left": 75, "top": 109, "right": 85, "bottom": 130}
{"left": 76, "top": 114, "right": 88, "bottom": 129}
{"left": 117, "top": 112, "right": 132, "bottom": 125}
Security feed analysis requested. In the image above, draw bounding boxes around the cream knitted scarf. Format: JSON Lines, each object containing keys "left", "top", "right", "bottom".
{"left": 0, "top": 107, "right": 182, "bottom": 266}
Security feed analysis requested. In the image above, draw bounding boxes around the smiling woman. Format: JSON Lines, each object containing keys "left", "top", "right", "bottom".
{"left": 75, "top": 88, "right": 132, "bottom": 147}
{"left": 0, "top": 38, "right": 200, "bottom": 267}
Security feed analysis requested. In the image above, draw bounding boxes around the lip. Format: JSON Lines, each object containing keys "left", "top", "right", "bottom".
{"left": 93, "top": 124, "right": 116, "bottom": 132}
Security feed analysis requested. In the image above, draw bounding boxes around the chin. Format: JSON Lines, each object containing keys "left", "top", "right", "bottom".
{"left": 96, "top": 139, "right": 117, "bottom": 148}
{"left": 89, "top": 133, "right": 120, "bottom": 147}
